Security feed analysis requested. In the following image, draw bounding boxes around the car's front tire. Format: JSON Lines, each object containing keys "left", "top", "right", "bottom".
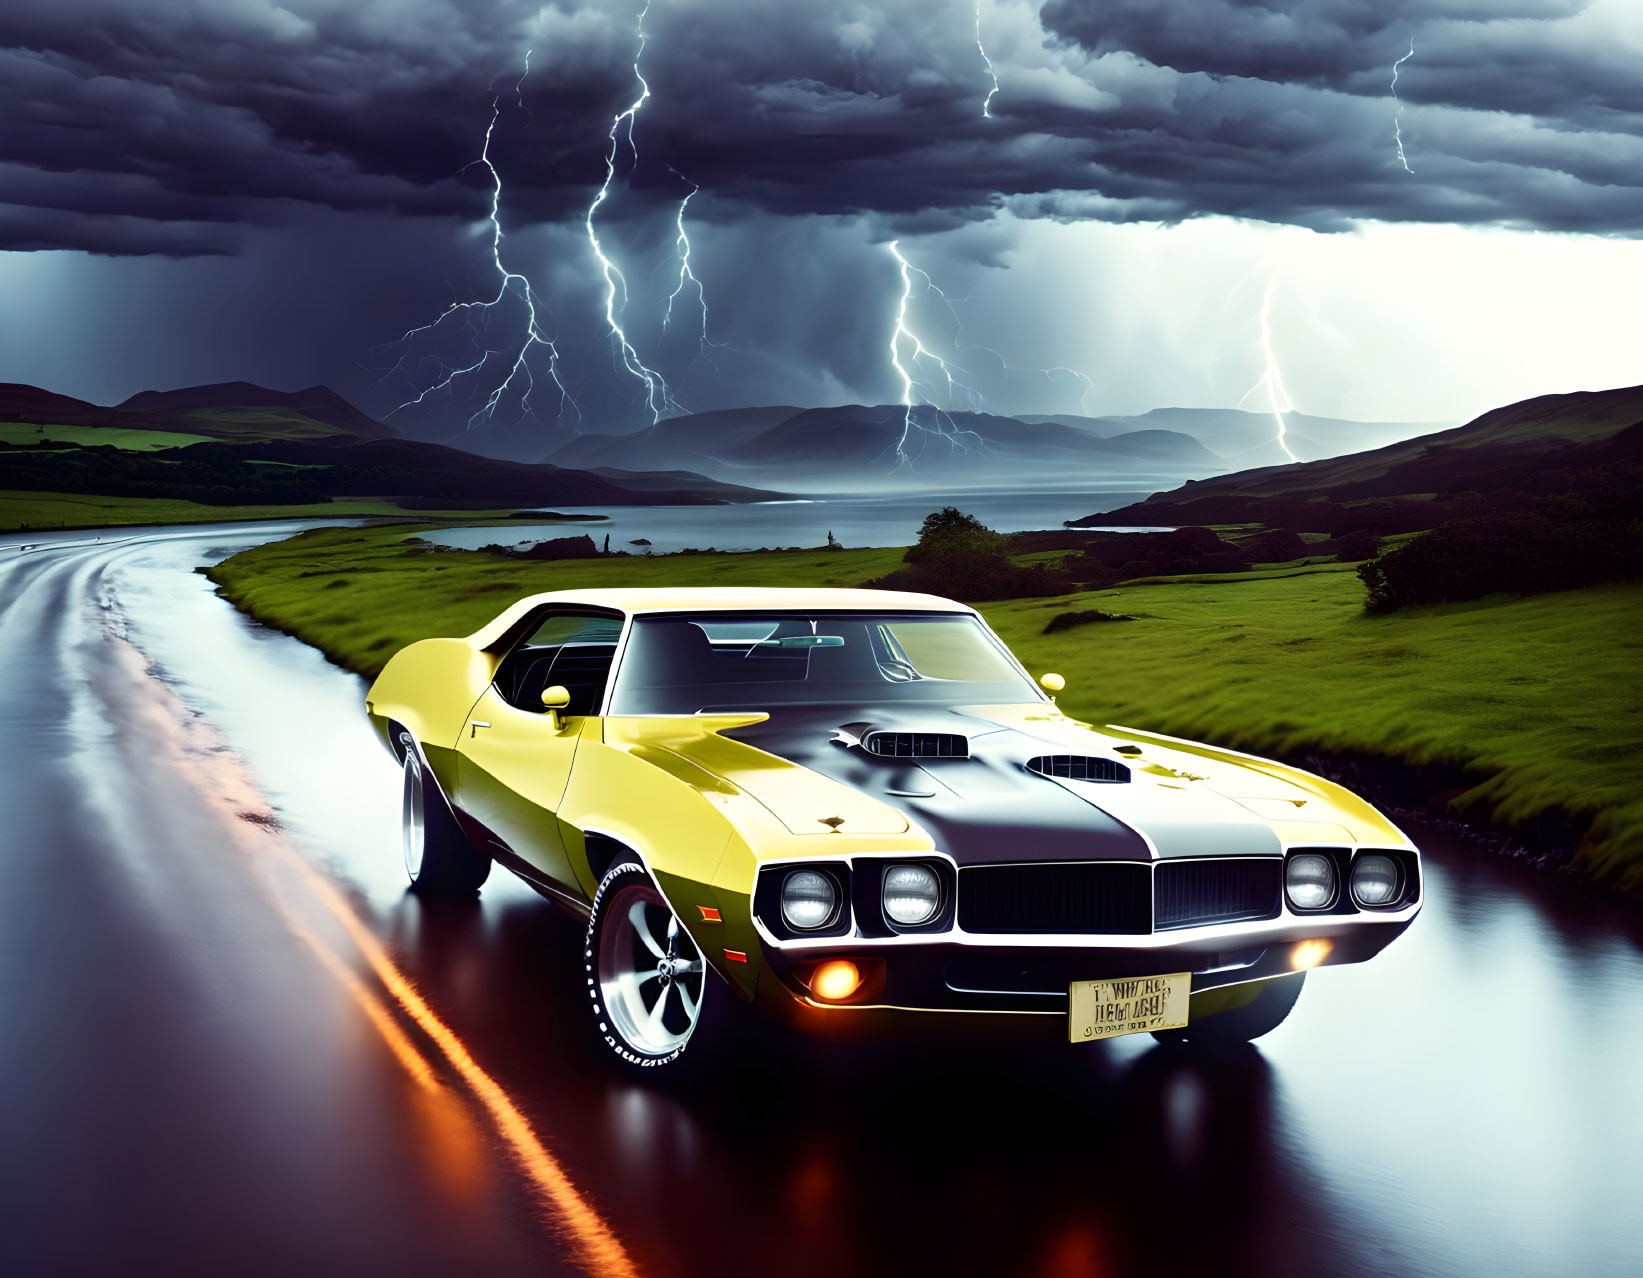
{"left": 585, "top": 861, "right": 720, "bottom": 1071}
{"left": 1152, "top": 973, "right": 1305, "bottom": 1046}
{"left": 398, "top": 728, "right": 490, "bottom": 894}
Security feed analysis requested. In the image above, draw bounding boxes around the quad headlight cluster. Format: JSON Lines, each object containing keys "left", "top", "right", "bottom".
{"left": 774, "top": 860, "right": 947, "bottom": 935}
{"left": 1285, "top": 850, "right": 1408, "bottom": 912}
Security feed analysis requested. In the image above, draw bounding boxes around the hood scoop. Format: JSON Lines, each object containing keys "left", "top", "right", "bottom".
{"left": 861, "top": 730, "right": 969, "bottom": 760}
{"left": 1027, "top": 755, "right": 1131, "bottom": 783}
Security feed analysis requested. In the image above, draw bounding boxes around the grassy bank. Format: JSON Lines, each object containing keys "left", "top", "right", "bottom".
{"left": 207, "top": 523, "right": 1643, "bottom": 891}
{"left": 0, "top": 422, "right": 211, "bottom": 450}
{"left": 0, "top": 490, "right": 540, "bottom": 533}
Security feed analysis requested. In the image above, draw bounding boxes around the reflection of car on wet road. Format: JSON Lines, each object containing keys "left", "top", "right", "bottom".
{"left": 367, "top": 587, "right": 1421, "bottom": 1069}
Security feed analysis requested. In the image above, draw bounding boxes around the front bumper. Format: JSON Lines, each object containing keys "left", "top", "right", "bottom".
{"left": 752, "top": 906, "right": 1417, "bottom": 1032}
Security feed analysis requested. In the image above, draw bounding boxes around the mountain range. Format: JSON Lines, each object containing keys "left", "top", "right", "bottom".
{"left": 0, "top": 382, "right": 781, "bottom": 510}
{"left": 546, "top": 403, "right": 1444, "bottom": 490}
{"left": 1, "top": 377, "right": 1458, "bottom": 507}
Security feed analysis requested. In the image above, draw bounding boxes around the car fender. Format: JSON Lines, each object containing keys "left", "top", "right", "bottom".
{"left": 366, "top": 637, "right": 497, "bottom": 789}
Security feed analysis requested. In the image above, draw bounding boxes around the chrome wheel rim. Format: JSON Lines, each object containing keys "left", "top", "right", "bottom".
{"left": 401, "top": 742, "right": 425, "bottom": 883}
{"left": 598, "top": 882, "right": 705, "bottom": 1057}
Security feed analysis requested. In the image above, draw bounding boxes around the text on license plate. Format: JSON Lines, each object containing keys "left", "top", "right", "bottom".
{"left": 1068, "top": 972, "right": 1190, "bottom": 1043}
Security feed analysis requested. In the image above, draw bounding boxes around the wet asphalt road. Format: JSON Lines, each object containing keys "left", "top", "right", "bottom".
{"left": 1, "top": 522, "right": 1641, "bottom": 1278}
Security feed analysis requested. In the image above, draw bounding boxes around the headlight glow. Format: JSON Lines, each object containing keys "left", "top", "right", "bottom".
{"left": 882, "top": 863, "right": 940, "bottom": 926}
{"left": 780, "top": 869, "right": 838, "bottom": 930}
{"left": 1351, "top": 853, "right": 1401, "bottom": 907}
{"left": 1285, "top": 853, "right": 1336, "bottom": 911}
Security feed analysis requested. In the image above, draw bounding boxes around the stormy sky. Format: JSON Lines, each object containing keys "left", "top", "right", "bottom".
{"left": 2, "top": 0, "right": 1641, "bottom": 451}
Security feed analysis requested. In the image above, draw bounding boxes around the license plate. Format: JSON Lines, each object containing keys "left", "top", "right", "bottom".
{"left": 1068, "top": 972, "right": 1191, "bottom": 1043}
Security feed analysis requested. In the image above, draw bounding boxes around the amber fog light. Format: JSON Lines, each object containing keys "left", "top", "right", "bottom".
{"left": 810, "top": 960, "right": 863, "bottom": 1001}
{"left": 1291, "top": 939, "right": 1332, "bottom": 971}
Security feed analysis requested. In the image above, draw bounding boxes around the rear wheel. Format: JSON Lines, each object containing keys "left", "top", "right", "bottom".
{"left": 1152, "top": 973, "right": 1305, "bottom": 1046}
{"left": 586, "top": 861, "right": 717, "bottom": 1070}
{"left": 398, "top": 729, "right": 490, "bottom": 894}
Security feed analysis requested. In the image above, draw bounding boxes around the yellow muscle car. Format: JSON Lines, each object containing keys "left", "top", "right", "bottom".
{"left": 366, "top": 587, "right": 1421, "bottom": 1070}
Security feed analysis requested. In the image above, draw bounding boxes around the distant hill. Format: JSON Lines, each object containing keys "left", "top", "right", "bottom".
{"left": 550, "top": 405, "right": 804, "bottom": 473}
{"left": 1072, "top": 384, "right": 1643, "bottom": 532}
{"left": 0, "top": 380, "right": 397, "bottom": 442}
{"left": 116, "top": 382, "right": 395, "bottom": 439}
{"left": 0, "top": 384, "right": 113, "bottom": 427}
{"left": 548, "top": 403, "right": 1220, "bottom": 489}
{"left": 0, "top": 381, "right": 784, "bottom": 512}
{"left": 1088, "top": 407, "right": 1445, "bottom": 468}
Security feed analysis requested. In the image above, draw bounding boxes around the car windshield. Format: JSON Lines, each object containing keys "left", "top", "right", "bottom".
{"left": 606, "top": 612, "right": 1042, "bottom": 714}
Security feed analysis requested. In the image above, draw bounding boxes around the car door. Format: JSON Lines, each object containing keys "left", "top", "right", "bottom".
{"left": 455, "top": 608, "right": 624, "bottom": 893}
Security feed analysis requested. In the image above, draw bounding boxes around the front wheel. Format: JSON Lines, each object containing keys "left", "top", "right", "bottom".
{"left": 398, "top": 729, "right": 490, "bottom": 894}
{"left": 585, "top": 861, "right": 719, "bottom": 1071}
{"left": 1152, "top": 973, "right": 1305, "bottom": 1046}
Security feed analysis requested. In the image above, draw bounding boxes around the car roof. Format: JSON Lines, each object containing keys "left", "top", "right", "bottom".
{"left": 466, "top": 587, "right": 976, "bottom": 650}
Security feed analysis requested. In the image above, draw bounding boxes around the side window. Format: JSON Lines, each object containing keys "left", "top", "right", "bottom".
{"left": 494, "top": 611, "right": 623, "bottom": 715}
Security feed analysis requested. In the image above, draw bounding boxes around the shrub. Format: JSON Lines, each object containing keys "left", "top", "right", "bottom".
{"left": 872, "top": 507, "right": 1074, "bottom": 601}
{"left": 903, "top": 507, "right": 1013, "bottom": 564}
{"left": 1240, "top": 527, "right": 1308, "bottom": 562}
{"left": 1358, "top": 512, "right": 1642, "bottom": 613}
{"left": 1042, "top": 608, "right": 1137, "bottom": 634}
{"left": 1332, "top": 529, "right": 1380, "bottom": 562}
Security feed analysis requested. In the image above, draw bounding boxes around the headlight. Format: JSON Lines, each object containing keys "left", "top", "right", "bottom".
{"left": 1285, "top": 853, "right": 1336, "bottom": 911}
{"left": 780, "top": 869, "right": 838, "bottom": 930}
{"left": 882, "top": 863, "right": 940, "bottom": 926}
{"left": 1351, "top": 853, "right": 1401, "bottom": 907}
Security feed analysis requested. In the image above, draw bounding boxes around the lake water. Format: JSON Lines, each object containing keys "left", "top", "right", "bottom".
{"left": 419, "top": 485, "right": 1172, "bottom": 554}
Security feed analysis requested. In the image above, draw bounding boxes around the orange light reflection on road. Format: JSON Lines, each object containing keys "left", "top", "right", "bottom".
{"left": 116, "top": 638, "right": 640, "bottom": 1278}
{"left": 277, "top": 851, "right": 640, "bottom": 1278}
{"left": 269, "top": 893, "right": 439, "bottom": 1092}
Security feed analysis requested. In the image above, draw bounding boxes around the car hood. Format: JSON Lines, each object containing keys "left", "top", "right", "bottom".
{"left": 710, "top": 703, "right": 1359, "bottom": 865}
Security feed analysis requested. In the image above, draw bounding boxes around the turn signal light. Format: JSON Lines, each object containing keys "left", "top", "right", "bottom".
{"left": 1291, "top": 939, "right": 1332, "bottom": 971}
{"left": 810, "top": 959, "right": 863, "bottom": 1001}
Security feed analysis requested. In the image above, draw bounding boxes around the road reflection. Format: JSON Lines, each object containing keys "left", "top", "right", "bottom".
{"left": 4, "top": 522, "right": 1641, "bottom": 1278}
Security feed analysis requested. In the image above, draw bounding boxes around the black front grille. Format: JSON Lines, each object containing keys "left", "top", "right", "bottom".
{"left": 1154, "top": 859, "right": 1282, "bottom": 929}
{"left": 863, "top": 731, "right": 968, "bottom": 759}
{"left": 958, "top": 863, "right": 1151, "bottom": 934}
{"left": 1026, "top": 755, "right": 1130, "bottom": 783}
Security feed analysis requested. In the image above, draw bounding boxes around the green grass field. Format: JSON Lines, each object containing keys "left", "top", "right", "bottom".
{"left": 0, "top": 422, "right": 211, "bottom": 451}
{"left": 0, "top": 490, "right": 537, "bottom": 533}
{"left": 206, "top": 523, "right": 1643, "bottom": 892}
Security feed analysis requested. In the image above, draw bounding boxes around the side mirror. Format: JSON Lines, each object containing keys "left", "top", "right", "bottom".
{"left": 541, "top": 684, "right": 571, "bottom": 724}
{"left": 1039, "top": 672, "right": 1065, "bottom": 695}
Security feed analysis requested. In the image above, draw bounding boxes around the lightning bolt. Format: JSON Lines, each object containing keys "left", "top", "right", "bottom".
{"left": 585, "top": 0, "right": 682, "bottom": 423}
{"left": 662, "top": 165, "right": 712, "bottom": 366}
{"left": 886, "top": 240, "right": 988, "bottom": 466}
{"left": 975, "top": 1, "right": 1000, "bottom": 119}
{"left": 1391, "top": 38, "right": 1415, "bottom": 174}
{"left": 381, "top": 52, "right": 577, "bottom": 437}
{"left": 1237, "top": 269, "right": 1299, "bottom": 464}
{"left": 886, "top": 241, "right": 1094, "bottom": 429}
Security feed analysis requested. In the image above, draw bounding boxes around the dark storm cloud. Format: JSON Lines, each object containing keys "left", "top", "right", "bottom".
{"left": 3, "top": 0, "right": 1642, "bottom": 257}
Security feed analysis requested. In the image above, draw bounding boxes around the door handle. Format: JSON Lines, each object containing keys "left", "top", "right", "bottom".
{"left": 469, "top": 720, "right": 491, "bottom": 738}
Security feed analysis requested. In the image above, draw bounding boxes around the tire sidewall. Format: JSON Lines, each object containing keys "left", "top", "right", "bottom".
{"left": 395, "top": 728, "right": 490, "bottom": 895}
{"left": 585, "top": 861, "right": 703, "bottom": 1071}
